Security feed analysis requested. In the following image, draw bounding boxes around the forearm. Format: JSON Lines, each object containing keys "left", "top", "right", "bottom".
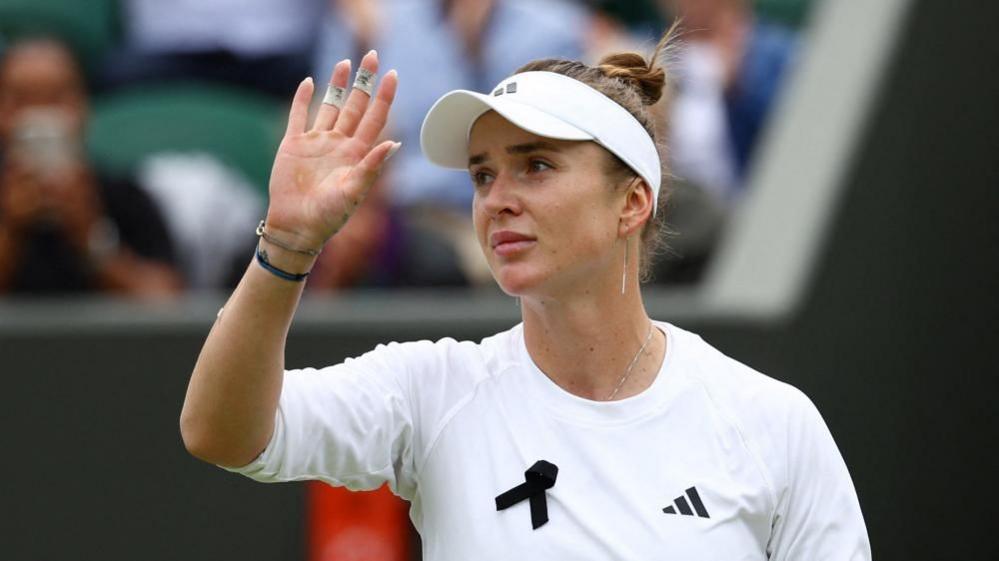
{"left": 180, "top": 241, "right": 316, "bottom": 467}
{"left": 181, "top": 50, "right": 398, "bottom": 467}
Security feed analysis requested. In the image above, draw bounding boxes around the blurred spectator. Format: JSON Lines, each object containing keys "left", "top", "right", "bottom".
{"left": 137, "top": 152, "right": 263, "bottom": 290}
{"left": 315, "top": 0, "right": 589, "bottom": 210}
{"left": 101, "top": 0, "right": 326, "bottom": 98}
{"left": 579, "top": 0, "right": 650, "bottom": 64}
{"left": 650, "top": 178, "right": 726, "bottom": 285}
{"left": 574, "top": 2, "right": 727, "bottom": 286}
{"left": 0, "top": 38, "right": 182, "bottom": 296}
{"left": 306, "top": 178, "right": 467, "bottom": 292}
{"left": 661, "top": 0, "right": 799, "bottom": 203}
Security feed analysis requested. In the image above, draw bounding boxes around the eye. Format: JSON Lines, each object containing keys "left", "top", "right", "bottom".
{"left": 527, "top": 159, "right": 553, "bottom": 173}
{"left": 470, "top": 169, "right": 495, "bottom": 187}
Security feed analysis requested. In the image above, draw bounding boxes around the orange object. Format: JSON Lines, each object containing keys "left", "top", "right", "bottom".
{"left": 306, "top": 481, "right": 411, "bottom": 561}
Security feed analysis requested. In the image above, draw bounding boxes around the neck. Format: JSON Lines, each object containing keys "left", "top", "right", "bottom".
{"left": 520, "top": 247, "right": 664, "bottom": 401}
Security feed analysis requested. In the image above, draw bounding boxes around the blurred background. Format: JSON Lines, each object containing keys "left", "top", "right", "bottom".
{"left": 0, "top": 0, "right": 995, "bottom": 559}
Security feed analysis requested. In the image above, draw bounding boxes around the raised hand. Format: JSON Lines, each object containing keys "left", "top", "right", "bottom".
{"left": 264, "top": 50, "right": 399, "bottom": 252}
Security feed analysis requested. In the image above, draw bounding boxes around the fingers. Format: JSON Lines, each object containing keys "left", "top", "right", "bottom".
{"left": 313, "top": 59, "right": 351, "bottom": 132}
{"left": 333, "top": 50, "right": 379, "bottom": 137}
{"left": 354, "top": 69, "right": 398, "bottom": 146}
{"left": 342, "top": 140, "right": 401, "bottom": 200}
{"left": 285, "top": 77, "right": 314, "bottom": 137}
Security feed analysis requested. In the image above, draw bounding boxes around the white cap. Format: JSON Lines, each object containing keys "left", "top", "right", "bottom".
{"left": 420, "top": 71, "right": 662, "bottom": 215}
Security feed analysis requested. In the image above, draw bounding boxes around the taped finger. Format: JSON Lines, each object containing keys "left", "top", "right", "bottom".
{"left": 334, "top": 50, "right": 378, "bottom": 136}
{"left": 322, "top": 85, "right": 347, "bottom": 108}
{"left": 313, "top": 59, "right": 351, "bottom": 131}
{"left": 352, "top": 68, "right": 377, "bottom": 96}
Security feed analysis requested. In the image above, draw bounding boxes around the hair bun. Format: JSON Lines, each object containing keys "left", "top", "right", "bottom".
{"left": 597, "top": 52, "right": 666, "bottom": 106}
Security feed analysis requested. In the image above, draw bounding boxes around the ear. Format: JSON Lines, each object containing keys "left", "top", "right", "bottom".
{"left": 618, "top": 176, "right": 654, "bottom": 238}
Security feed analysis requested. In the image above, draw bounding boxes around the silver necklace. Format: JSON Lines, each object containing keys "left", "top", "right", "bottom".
{"left": 605, "top": 322, "right": 654, "bottom": 401}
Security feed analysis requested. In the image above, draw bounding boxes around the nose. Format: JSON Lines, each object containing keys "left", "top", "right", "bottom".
{"left": 478, "top": 171, "right": 522, "bottom": 219}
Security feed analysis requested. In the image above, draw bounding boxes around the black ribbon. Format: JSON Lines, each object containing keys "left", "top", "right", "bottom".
{"left": 495, "top": 460, "right": 559, "bottom": 529}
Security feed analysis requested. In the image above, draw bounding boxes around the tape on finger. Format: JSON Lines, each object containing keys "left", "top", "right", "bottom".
{"left": 352, "top": 68, "right": 377, "bottom": 96}
{"left": 322, "top": 85, "right": 347, "bottom": 108}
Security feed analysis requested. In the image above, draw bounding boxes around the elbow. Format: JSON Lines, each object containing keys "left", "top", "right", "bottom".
{"left": 179, "top": 410, "right": 265, "bottom": 468}
{"left": 179, "top": 410, "right": 227, "bottom": 465}
{"left": 179, "top": 410, "right": 216, "bottom": 464}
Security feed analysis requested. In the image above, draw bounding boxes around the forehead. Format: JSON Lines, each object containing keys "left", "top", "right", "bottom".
{"left": 1, "top": 42, "right": 80, "bottom": 87}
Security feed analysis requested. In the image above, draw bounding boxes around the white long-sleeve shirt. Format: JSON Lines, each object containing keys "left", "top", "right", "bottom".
{"left": 228, "top": 321, "right": 871, "bottom": 560}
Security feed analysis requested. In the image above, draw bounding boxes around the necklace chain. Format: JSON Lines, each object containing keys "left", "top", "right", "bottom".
{"left": 605, "top": 322, "right": 654, "bottom": 401}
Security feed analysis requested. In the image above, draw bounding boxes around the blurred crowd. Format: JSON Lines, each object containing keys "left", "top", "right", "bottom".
{"left": 0, "top": 0, "right": 804, "bottom": 297}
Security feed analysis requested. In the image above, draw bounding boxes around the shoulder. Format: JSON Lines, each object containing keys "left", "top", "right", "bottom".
{"left": 97, "top": 171, "right": 176, "bottom": 262}
{"left": 666, "top": 322, "right": 811, "bottom": 413}
{"left": 663, "top": 322, "right": 823, "bottom": 487}
{"left": 746, "top": 19, "right": 801, "bottom": 77}
{"left": 342, "top": 323, "right": 524, "bottom": 393}
{"left": 350, "top": 323, "right": 520, "bottom": 367}
{"left": 98, "top": 172, "right": 160, "bottom": 218}
{"left": 341, "top": 324, "right": 525, "bottom": 466}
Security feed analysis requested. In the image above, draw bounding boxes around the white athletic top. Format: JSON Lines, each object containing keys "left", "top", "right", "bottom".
{"left": 228, "top": 321, "right": 871, "bottom": 560}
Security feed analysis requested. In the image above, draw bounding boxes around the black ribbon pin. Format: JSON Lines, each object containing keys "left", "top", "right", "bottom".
{"left": 495, "top": 460, "right": 559, "bottom": 529}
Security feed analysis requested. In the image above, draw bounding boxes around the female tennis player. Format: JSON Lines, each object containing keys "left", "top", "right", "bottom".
{"left": 181, "top": 31, "right": 871, "bottom": 560}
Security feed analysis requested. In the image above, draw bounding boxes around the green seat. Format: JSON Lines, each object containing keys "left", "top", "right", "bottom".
{"left": 0, "top": 0, "right": 118, "bottom": 73}
{"left": 86, "top": 82, "right": 284, "bottom": 198}
{"left": 755, "top": 0, "right": 815, "bottom": 28}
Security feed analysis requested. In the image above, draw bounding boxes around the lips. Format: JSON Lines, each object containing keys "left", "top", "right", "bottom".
{"left": 490, "top": 230, "right": 537, "bottom": 257}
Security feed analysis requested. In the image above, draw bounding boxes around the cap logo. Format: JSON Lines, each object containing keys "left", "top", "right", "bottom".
{"left": 492, "top": 82, "right": 518, "bottom": 96}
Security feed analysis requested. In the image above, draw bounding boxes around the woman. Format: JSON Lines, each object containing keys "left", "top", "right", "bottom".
{"left": 180, "top": 32, "right": 871, "bottom": 559}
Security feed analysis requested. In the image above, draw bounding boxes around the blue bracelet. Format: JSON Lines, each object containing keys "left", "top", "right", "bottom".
{"left": 255, "top": 245, "right": 310, "bottom": 282}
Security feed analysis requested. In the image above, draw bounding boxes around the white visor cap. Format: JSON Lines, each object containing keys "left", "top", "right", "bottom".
{"left": 420, "top": 71, "right": 662, "bottom": 215}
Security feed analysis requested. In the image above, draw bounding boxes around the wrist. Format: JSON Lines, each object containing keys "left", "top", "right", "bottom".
{"left": 256, "top": 238, "right": 318, "bottom": 276}
{"left": 260, "top": 218, "right": 326, "bottom": 253}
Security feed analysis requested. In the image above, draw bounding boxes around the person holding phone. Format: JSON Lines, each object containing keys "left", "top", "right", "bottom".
{"left": 0, "top": 38, "right": 182, "bottom": 295}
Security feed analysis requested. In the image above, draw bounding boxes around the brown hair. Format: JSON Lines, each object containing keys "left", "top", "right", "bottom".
{"left": 514, "top": 24, "right": 679, "bottom": 281}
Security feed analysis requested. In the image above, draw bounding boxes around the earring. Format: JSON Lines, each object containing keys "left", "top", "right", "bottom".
{"left": 621, "top": 237, "right": 628, "bottom": 296}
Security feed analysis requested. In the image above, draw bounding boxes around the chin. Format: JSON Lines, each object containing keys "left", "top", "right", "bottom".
{"left": 491, "top": 264, "right": 547, "bottom": 297}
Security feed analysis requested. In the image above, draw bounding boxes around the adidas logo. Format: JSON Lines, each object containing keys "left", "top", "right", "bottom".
{"left": 492, "top": 82, "right": 518, "bottom": 96}
{"left": 662, "top": 486, "right": 710, "bottom": 518}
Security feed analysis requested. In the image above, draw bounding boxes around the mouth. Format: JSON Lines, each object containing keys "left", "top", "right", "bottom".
{"left": 490, "top": 230, "right": 537, "bottom": 257}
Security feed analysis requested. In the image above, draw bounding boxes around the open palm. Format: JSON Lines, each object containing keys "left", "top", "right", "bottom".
{"left": 265, "top": 51, "right": 399, "bottom": 250}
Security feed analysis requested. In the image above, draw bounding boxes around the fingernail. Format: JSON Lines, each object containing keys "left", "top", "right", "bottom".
{"left": 386, "top": 142, "right": 402, "bottom": 161}
{"left": 303, "top": 76, "right": 313, "bottom": 85}
{"left": 368, "top": 49, "right": 377, "bottom": 57}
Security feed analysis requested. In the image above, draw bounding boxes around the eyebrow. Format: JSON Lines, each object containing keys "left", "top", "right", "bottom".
{"left": 468, "top": 141, "right": 563, "bottom": 167}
